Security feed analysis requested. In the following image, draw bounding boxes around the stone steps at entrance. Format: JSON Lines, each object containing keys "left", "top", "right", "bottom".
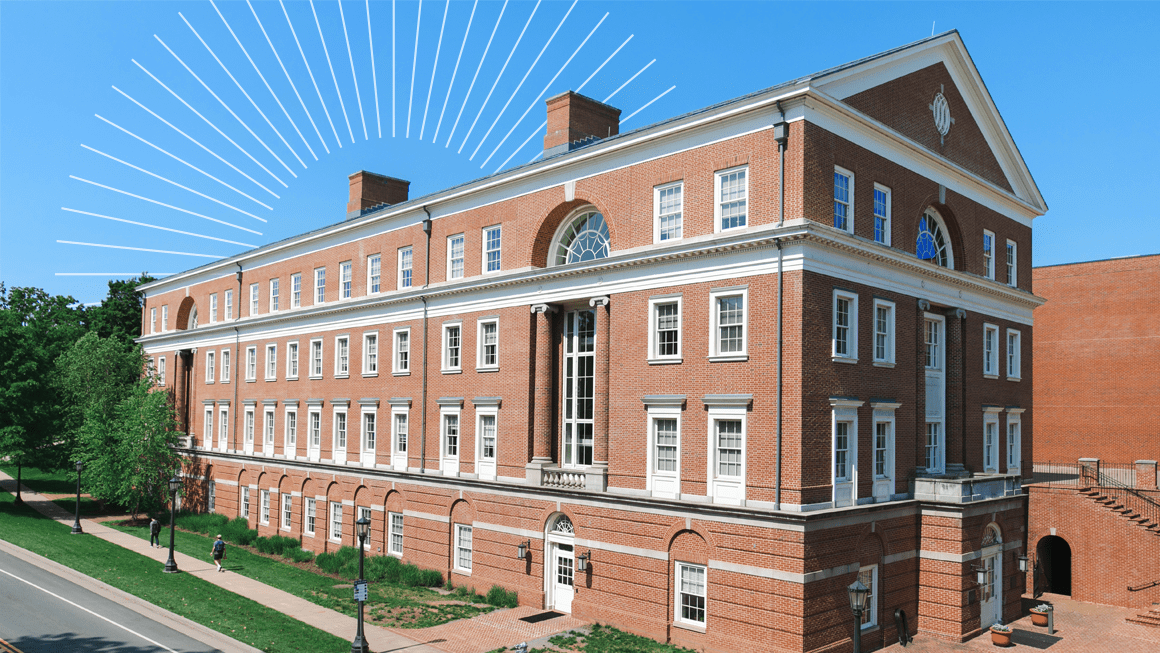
{"left": 1080, "top": 491, "right": 1160, "bottom": 538}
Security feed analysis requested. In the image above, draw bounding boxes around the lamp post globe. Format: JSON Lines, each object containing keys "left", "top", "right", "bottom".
{"left": 351, "top": 516, "right": 372, "bottom": 653}
{"left": 163, "top": 475, "right": 180, "bottom": 573}
{"left": 847, "top": 579, "right": 870, "bottom": 653}
{"left": 70, "top": 461, "right": 84, "bottom": 535}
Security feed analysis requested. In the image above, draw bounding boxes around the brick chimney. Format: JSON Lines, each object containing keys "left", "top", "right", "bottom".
{"left": 347, "top": 171, "right": 410, "bottom": 219}
{"left": 543, "top": 91, "right": 621, "bottom": 157}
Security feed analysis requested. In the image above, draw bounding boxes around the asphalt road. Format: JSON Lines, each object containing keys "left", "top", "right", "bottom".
{"left": 0, "top": 547, "right": 222, "bottom": 653}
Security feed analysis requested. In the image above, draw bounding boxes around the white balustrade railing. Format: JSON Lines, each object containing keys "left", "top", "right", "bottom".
{"left": 542, "top": 468, "right": 586, "bottom": 489}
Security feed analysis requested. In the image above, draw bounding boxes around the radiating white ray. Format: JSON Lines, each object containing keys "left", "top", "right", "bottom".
{"left": 249, "top": 1, "right": 329, "bottom": 154}
{"left": 459, "top": 0, "right": 538, "bottom": 153}
{"left": 622, "top": 85, "right": 675, "bottom": 123}
{"left": 57, "top": 241, "right": 224, "bottom": 259}
{"left": 432, "top": 0, "right": 476, "bottom": 143}
{"left": 214, "top": 1, "right": 318, "bottom": 160}
{"left": 483, "top": 11, "right": 604, "bottom": 168}
{"left": 604, "top": 59, "right": 654, "bottom": 103}
{"left": 70, "top": 176, "right": 263, "bottom": 235}
{"left": 139, "top": 51, "right": 288, "bottom": 188}
{"left": 579, "top": 34, "right": 632, "bottom": 92}
{"left": 157, "top": 33, "right": 297, "bottom": 178}
{"left": 527, "top": 151, "right": 542, "bottom": 164}
{"left": 81, "top": 145, "right": 267, "bottom": 223}
{"left": 112, "top": 86, "right": 280, "bottom": 198}
{"left": 309, "top": 0, "right": 355, "bottom": 144}
{"left": 471, "top": 0, "right": 574, "bottom": 161}
{"left": 367, "top": 0, "right": 381, "bottom": 138}
{"left": 62, "top": 208, "right": 258, "bottom": 248}
{"left": 95, "top": 114, "right": 273, "bottom": 210}
{"left": 56, "top": 273, "right": 177, "bottom": 277}
{"left": 419, "top": 0, "right": 449, "bottom": 140}
{"left": 281, "top": 0, "right": 342, "bottom": 148}
{"left": 337, "top": 0, "right": 368, "bottom": 140}
{"left": 406, "top": 0, "right": 423, "bottom": 138}
{"left": 181, "top": 13, "right": 305, "bottom": 168}
{"left": 392, "top": 0, "right": 396, "bottom": 137}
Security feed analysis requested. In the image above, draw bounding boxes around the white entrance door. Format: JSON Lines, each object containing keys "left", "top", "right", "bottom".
{"left": 979, "top": 552, "right": 1002, "bottom": 627}
{"left": 551, "top": 543, "right": 575, "bottom": 613}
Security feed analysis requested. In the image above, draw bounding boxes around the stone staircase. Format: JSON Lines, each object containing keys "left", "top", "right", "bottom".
{"left": 1127, "top": 603, "right": 1160, "bottom": 628}
{"left": 1079, "top": 489, "right": 1160, "bottom": 537}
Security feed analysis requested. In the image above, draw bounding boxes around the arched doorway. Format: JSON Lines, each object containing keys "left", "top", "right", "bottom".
{"left": 544, "top": 513, "right": 576, "bottom": 613}
{"left": 1036, "top": 535, "right": 1072, "bottom": 596}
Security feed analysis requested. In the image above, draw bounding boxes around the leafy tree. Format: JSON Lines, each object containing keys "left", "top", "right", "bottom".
{"left": 86, "top": 275, "right": 155, "bottom": 345}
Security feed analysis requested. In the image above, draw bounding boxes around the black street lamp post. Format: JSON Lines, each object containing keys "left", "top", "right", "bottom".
{"left": 847, "top": 579, "right": 870, "bottom": 653}
{"left": 351, "top": 516, "right": 371, "bottom": 653}
{"left": 70, "top": 461, "right": 84, "bottom": 535}
{"left": 163, "top": 475, "right": 180, "bottom": 573}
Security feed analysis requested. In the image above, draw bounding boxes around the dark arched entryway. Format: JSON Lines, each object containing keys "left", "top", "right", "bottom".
{"left": 1036, "top": 535, "right": 1072, "bottom": 596}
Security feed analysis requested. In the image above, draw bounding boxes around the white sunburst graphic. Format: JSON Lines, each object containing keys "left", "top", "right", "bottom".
{"left": 54, "top": 0, "right": 676, "bottom": 289}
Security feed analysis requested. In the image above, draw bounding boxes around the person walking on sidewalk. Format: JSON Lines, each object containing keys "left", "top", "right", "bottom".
{"left": 212, "top": 535, "right": 226, "bottom": 572}
{"left": 149, "top": 518, "right": 162, "bottom": 548}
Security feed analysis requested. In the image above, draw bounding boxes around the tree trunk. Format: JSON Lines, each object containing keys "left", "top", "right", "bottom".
{"left": 14, "top": 464, "right": 23, "bottom": 504}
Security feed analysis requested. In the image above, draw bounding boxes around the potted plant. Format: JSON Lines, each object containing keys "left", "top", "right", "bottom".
{"left": 1030, "top": 603, "right": 1050, "bottom": 626}
{"left": 990, "top": 622, "right": 1012, "bottom": 646}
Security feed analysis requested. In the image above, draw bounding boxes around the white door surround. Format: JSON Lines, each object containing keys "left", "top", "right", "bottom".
{"left": 544, "top": 514, "right": 576, "bottom": 613}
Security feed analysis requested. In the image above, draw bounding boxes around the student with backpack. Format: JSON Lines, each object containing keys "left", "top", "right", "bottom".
{"left": 149, "top": 518, "right": 161, "bottom": 548}
{"left": 211, "top": 535, "right": 226, "bottom": 572}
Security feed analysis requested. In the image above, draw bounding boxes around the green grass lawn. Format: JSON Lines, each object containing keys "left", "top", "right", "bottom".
{"left": 112, "top": 521, "right": 495, "bottom": 628}
{"left": 0, "top": 464, "right": 76, "bottom": 495}
{"left": 488, "top": 624, "right": 697, "bottom": 653}
{"left": 0, "top": 490, "right": 350, "bottom": 652}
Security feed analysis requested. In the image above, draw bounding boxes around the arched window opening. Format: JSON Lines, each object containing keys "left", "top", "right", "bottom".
{"left": 982, "top": 523, "right": 1002, "bottom": 547}
{"left": 550, "top": 514, "right": 574, "bottom": 535}
{"left": 188, "top": 306, "right": 199, "bottom": 330}
{"left": 551, "top": 210, "right": 610, "bottom": 266}
{"left": 916, "top": 210, "right": 953, "bottom": 268}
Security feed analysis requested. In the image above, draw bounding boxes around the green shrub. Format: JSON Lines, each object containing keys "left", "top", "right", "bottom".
{"left": 174, "top": 511, "right": 228, "bottom": 535}
{"left": 221, "top": 517, "right": 258, "bottom": 545}
{"left": 283, "top": 547, "right": 315, "bottom": 563}
{"left": 485, "top": 585, "right": 518, "bottom": 608}
{"left": 314, "top": 551, "right": 345, "bottom": 575}
{"left": 252, "top": 534, "right": 301, "bottom": 556}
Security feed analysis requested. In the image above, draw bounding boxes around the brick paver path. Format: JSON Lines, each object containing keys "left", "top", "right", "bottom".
{"left": 882, "top": 594, "right": 1160, "bottom": 653}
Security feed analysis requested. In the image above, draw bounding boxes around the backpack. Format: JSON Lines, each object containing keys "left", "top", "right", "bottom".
{"left": 213, "top": 540, "right": 225, "bottom": 554}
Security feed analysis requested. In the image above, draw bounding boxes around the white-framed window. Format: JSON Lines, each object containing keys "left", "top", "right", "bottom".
{"left": 709, "top": 287, "right": 748, "bottom": 360}
{"left": 872, "top": 299, "right": 895, "bottom": 365}
{"left": 250, "top": 283, "right": 259, "bottom": 316}
{"left": 676, "top": 562, "right": 707, "bottom": 626}
{"left": 218, "top": 407, "right": 229, "bottom": 449}
{"left": 304, "top": 497, "right": 316, "bottom": 536}
{"left": 339, "top": 261, "right": 352, "bottom": 299}
{"left": 392, "top": 408, "right": 409, "bottom": 459}
{"left": 220, "top": 349, "right": 229, "bottom": 383}
{"left": 209, "top": 293, "right": 218, "bottom": 323}
{"left": 857, "top": 565, "right": 878, "bottom": 629}
{"left": 314, "top": 267, "right": 326, "bottom": 304}
{"left": 357, "top": 506, "right": 372, "bottom": 549}
{"left": 442, "top": 323, "right": 462, "bottom": 372}
{"left": 260, "top": 489, "right": 270, "bottom": 524}
{"left": 225, "top": 290, "right": 233, "bottom": 320}
{"left": 983, "top": 408, "right": 1001, "bottom": 473}
{"left": 833, "top": 289, "right": 859, "bottom": 362}
{"left": 476, "top": 410, "right": 497, "bottom": 480}
{"left": 1006, "top": 329, "right": 1022, "bottom": 380}
{"left": 834, "top": 421, "right": 852, "bottom": 483}
{"left": 265, "top": 344, "right": 277, "bottom": 380}
{"left": 983, "top": 230, "right": 996, "bottom": 280}
{"left": 157, "top": 356, "right": 165, "bottom": 386}
{"left": 398, "top": 246, "right": 413, "bottom": 289}
{"left": 161, "top": 305, "right": 168, "bottom": 332}
{"left": 270, "top": 278, "right": 280, "bottom": 311}
{"left": 334, "top": 409, "right": 348, "bottom": 455}
{"left": 286, "top": 341, "right": 299, "bottom": 379}
{"left": 308, "top": 410, "right": 322, "bottom": 453}
{"left": 646, "top": 400, "right": 682, "bottom": 499}
{"left": 244, "top": 408, "right": 255, "bottom": 449}
{"left": 150, "top": 307, "right": 157, "bottom": 334}
{"left": 388, "top": 512, "right": 403, "bottom": 555}
{"left": 715, "top": 166, "right": 748, "bottom": 232}
{"left": 264, "top": 409, "right": 275, "bottom": 451}
{"left": 831, "top": 399, "right": 862, "bottom": 507}
{"left": 329, "top": 502, "right": 342, "bottom": 542}
{"left": 648, "top": 296, "right": 682, "bottom": 362}
{"left": 984, "top": 324, "right": 999, "bottom": 377}
{"left": 367, "top": 254, "right": 381, "bottom": 294}
{"left": 1006, "top": 240, "right": 1017, "bottom": 287}
{"left": 654, "top": 181, "right": 684, "bottom": 242}
{"left": 241, "top": 487, "right": 250, "bottom": 518}
{"left": 291, "top": 273, "right": 302, "bottom": 308}
{"left": 926, "top": 423, "right": 942, "bottom": 473}
{"left": 874, "top": 419, "right": 893, "bottom": 480}
{"left": 310, "top": 339, "right": 323, "bottom": 378}
{"left": 204, "top": 407, "right": 214, "bottom": 443}
{"left": 206, "top": 350, "right": 216, "bottom": 383}
{"left": 393, "top": 328, "right": 411, "bottom": 373}
{"left": 872, "top": 183, "right": 890, "bottom": 245}
{"left": 833, "top": 166, "right": 854, "bottom": 233}
{"left": 363, "top": 332, "right": 378, "bottom": 375}
{"left": 706, "top": 403, "right": 746, "bottom": 505}
{"left": 281, "top": 494, "right": 292, "bottom": 530}
{"left": 925, "top": 318, "right": 941, "bottom": 370}
{"left": 454, "top": 524, "right": 472, "bottom": 572}
{"left": 285, "top": 407, "right": 297, "bottom": 454}
{"left": 443, "top": 413, "right": 460, "bottom": 460}
{"left": 335, "top": 336, "right": 350, "bottom": 377}
{"left": 246, "top": 346, "right": 257, "bottom": 381}
{"left": 208, "top": 481, "right": 215, "bottom": 513}
{"left": 362, "top": 411, "right": 376, "bottom": 455}
{"left": 1006, "top": 410, "right": 1023, "bottom": 472}
{"left": 447, "top": 234, "right": 465, "bottom": 280}
{"left": 483, "top": 225, "right": 502, "bottom": 273}
{"left": 477, "top": 319, "right": 498, "bottom": 370}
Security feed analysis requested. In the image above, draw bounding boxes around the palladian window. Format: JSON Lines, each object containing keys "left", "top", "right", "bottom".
{"left": 552, "top": 210, "right": 610, "bottom": 266}
{"left": 915, "top": 209, "right": 953, "bottom": 268}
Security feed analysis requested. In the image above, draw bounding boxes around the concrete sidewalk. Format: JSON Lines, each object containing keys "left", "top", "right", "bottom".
{"left": 0, "top": 472, "right": 443, "bottom": 653}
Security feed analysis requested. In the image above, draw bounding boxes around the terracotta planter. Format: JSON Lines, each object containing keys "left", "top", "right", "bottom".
{"left": 1030, "top": 610, "right": 1048, "bottom": 626}
{"left": 990, "top": 628, "right": 1012, "bottom": 646}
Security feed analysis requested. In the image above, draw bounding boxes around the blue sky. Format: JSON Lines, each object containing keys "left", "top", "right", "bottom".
{"left": 2, "top": 1, "right": 1157, "bottom": 304}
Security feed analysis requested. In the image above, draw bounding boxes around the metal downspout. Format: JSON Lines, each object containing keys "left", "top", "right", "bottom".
{"left": 774, "top": 104, "right": 788, "bottom": 510}
{"left": 232, "top": 263, "right": 242, "bottom": 453}
{"left": 420, "top": 208, "right": 432, "bottom": 474}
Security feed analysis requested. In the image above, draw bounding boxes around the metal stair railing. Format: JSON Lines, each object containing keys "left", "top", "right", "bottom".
{"left": 1092, "top": 467, "right": 1160, "bottom": 532}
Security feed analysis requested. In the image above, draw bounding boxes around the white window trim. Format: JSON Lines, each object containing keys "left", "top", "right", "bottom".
{"left": 1006, "top": 239, "right": 1018, "bottom": 287}
{"left": 440, "top": 405, "right": 462, "bottom": 476}
{"left": 645, "top": 403, "right": 681, "bottom": 499}
{"left": 831, "top": 399, "right": 863, "bottom": 508}
{"left": 833, "top": 289, "right": 859, "bottom": 363}
{"left": 391, "top": 405, "right": 409, "bottom": 471}
{"left": 262, "top": 408, "right": 275, "bottom": 456}
{"left": 241, "top": 487, "right": 250, "bottom": 518}
{"left": 220, "top": 349, "right": 230, "bottom": 383}
{"left": 157, "top": 356, "right": 166, "bottom": 386}
{"left": 367, "top": 253, "right": 382, "bottom": 294}
{"left": 871, "top": 298, "right": 895, "bottom": 367}
{"left": 265, "top": 344, "right": 277, "bottom": 381}
{"left": 284, "top": 407, "right": 298, "bottom": 458}
{"left": 204, "top": 407, "right": 214, "bottom": 443}
{"left": 363, "top": 331, "right": 379, "bottom": 377}
{"left": 713, "top": 165, "right": 749, "bottom": 233}
{"left": 314, "top": 267, "right": 326, "bottom": 305}
{"left": 482, "top": 224, "right": 502, "bottom": 274}
{"left": 833, "top": 165, "right": 855, "bottom": 235}
{"left": 161, "top": 305, "right": 168, "bottom": 332}
{"left": 648, "top": 296, "right": 683, "bottom": 364}
{"left": 653, "top": 180, "right": 684, "bottom": 243}
{"left": 708, "top": 287, "right": 749, "bottom": 362}
{"left": 447, "top": 233, "right": 465, "bottom": 280}
{"left": 983, "top": 230, "right": 996, "bottom": 280}
{"left": 291, "top": 273, "right": 302, "bottom": 308}
{"left": 339, "top": 260, "right": 353, "bottom": 300}
{"left": 304, "top": 497, "right": 316, "bottom": 537}
{"left": 475, "top": 405, "right": 499, "bottom": 481}
{"left": 309, "top": 338, "right": 324, "bottom": 379}
{"left": 983, "top": 323, "right": 999, "bottom": 378}
{"left": 1006, "top": 409, "right": 1024, "bottom": 474}
{"left": 218, "top": 406, "right": 229, "bottom": 450}
{"left": 360, "top": 406, "right": 377, "bottom": 465}
{"left": 442, "top": 322, "right": 463, "bottom": 373}
{"left": 454, "top": 524, "right": 472, "bottom": 573}
{"left": 475, "top": 318, "right": 499, "bottom": 371}
{"left": 333, "top": 407, "right": 349, "bottom": 461}
{"left": 209, "top": 293, "right": 218, "bottom": 324}
{"left": 859, "top": 565, "right": 879, "bottom": 630}
{"left": 245, "top": 345, "right": 258, "bottom": 382}
{"left": 675, "top": 562, "right": 707, "bottom": 629}
{"left": 243, "top": 407, "right": 255, "bottom": 454}
{"left": 334, "top": 335, "right": 350, "bottom": 378}
{"left": 871, "top": 402, "right": 899, "bottom": 503}
{"left": 357, "top": 506, "right": 372, "bottom": 550}
{"left": 205, "top": 350, "right": 216, "bottom": 383}
{"left": 150, "top": 307, "right": 156, "bottom": 334}
{"left": 393, "top": 327, "right": 411, "bottom": 375}
{"left": 307, "top": 409, "right": 322, "bottom": 461}
{"left": 398, "top": 246, "right": 413, "bottom": 290}
{"left": 872, "top": 182, "right": 891, "bottom": 245}
{"left": 1006, "top": 329, "right": 1022, "bottom": 381}
{"left": 281, "top": 494, "right": 292, "bottom": 531}
{"left": 259, "top": 489, "right": 270, "bottom": 525}
{"left": 983, "top": 407, "right": 1002, "bottom": 473}
{"left": 329, "top": 501, "right": 343, "bottom": 543}
{"left": 706, "top": 402, "right": 747, "bottom": 506}
{"left": 250, "top": 282, "right": 259, "bottom": 316}
{"left": 286, "top": 340, "right": 299, "bottom": 380}
{"left": 270, "top": 278, "right": 280, "bottom": 312}
{"left": 225, "top": 289, "right": 233, "bottom": 320}
{"left": 388, "top": 511, "right": 404, "bottom": 556}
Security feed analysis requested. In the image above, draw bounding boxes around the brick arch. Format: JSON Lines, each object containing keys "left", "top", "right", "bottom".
{"left": 661, "top": 522, "right": 719, "bottom": 557}
{"left": 529, "top": 198, "right": 615, "bottom": 268}
{"left": 903, "top": 198, "right": 964, "bottom": 272}
{"left": 174, "top": 296, "right": 197, "bottom": 331}
{"left": 668, "top": 529, "right": 711, "bottom": 566}
{"left": 856, "top": 530, "right": 886, "bottom": 568}
{"left": 536, "top": 506, "right": 579, "bottom": 535}
{"left": 449, "top": 497, "right": 475, "bottom": 525}
{"left": 352, "top": 484, "right": 372, "bottom": 508}
{"left": 384, "top": 488, "right": 405, "bottom": 513}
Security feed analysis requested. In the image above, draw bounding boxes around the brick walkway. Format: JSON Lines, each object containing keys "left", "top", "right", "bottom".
{"left": 882, "top": 594, "right": 1160, "bottom": 653}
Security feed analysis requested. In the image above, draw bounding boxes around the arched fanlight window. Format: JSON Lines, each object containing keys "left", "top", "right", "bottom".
{"left": 916, "top": 209, "right": 953, "bottom": 268}
{"left": 982, "top": 523, "right": 1002, "bottom": 547}
{"left": 551, "top": 209, "right": 610, "bottom": 266}
{"left": 188, "top": 306, "right": 199, "bottom": 330}
{"left": 550, "top": 514, "right": 574, "bottom": 534}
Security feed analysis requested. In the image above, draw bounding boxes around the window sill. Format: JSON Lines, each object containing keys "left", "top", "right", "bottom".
{"left": 708, "top": 355, "right": 748, "bottom": 363}
{"left": 442, "top": 369, "right": 463, "bottom": 375}
{"left": 362, "top": 372, "right": 379, "bottom": 378}
{"left": 872, "top": 361, "right": 895, "bottom": 368}
{"left": 286, "top": 376, "right": 298, "bottom": 382}
{"left": 1007, "top": 376, "right": 1021, "bottom": 382}
{"left": 832, "top": 356, "right": 858, "bottom": 364}
{"left": 265, "top": 377, "right": 277, "bottom": 382}
{"left": 304, "top": 532, "right": 315, "bottom": 539}
{"left": 475, "top": 366, "right": 500, "bottom": 373}
{"left": 335, "top": 374, "right": 350, "bottom": 379}
{"left": 206, "top": 380, "right": 215, "bottom": 385}
{"left": 392, "top": 371, "right": 410, "bottom": 376}
{"left": 983, "top": 374, "right": 999, "bottom": 380}
{"left": 452, "top": 567, "right": 472, "bottom": 576}
{"left": 861, "top": 624, "right": 880, "bottom": 634}
{"left": 309, "top": 375, "right": 323, "bottom": 381}
{"left": 648, "top": 358, "right": 683, "bottom": 365}
{"left": 246, "top": 379, "right": 256, "bottom": 383}
{"left": 673, "top": 620, "right": 706, "bottom": 634}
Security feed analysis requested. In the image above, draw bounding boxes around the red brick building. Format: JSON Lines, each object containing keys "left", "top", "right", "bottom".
{"left": 138, "top": 32, "right": 1047, "bottom": 652}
